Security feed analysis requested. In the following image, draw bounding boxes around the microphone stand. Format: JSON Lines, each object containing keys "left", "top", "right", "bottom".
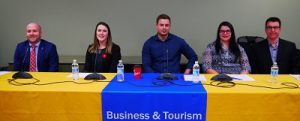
{"left": 12, "top": 72, "right": 33, "bottom": 79}
{"left": 84, "top": 49, "right": 106, "bottom": 80}
{"left": 157, "top": 73, "right": 178, "bottom": 80}
{"left": 156, "top": 44, "right": 177, "bottom": 80}
{"left": 12, "top": 46, "right": 33, "bottom": 79}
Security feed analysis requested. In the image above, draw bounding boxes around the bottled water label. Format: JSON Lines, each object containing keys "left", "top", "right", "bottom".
{"left": 193, "top": 69, "right": 199, "bottom": 76}
{"left": 72, "top": 59, "right": 79, "bottom": 80}
{"left": 271, "top": 69, "right": 278, "bottom": 77}
{"left": 192, "top": 61, "right": 200, "bottom": 82}
{"left": 72, "top": 67, "right": 79, "bottom": 80}
{"left": 270, "top": 69, "right": 278, "bottom": 83}
{"left": 192, "top": 69, "right": 200, "bottom": 83}
{"left": 117, "top": 68, "right": 124, "bottom": 74}
{"left": 72, "top": 67, "right": 79, "bottom": 73}
{"left": 117, "top": 68, "right": 124, "bottom": 82}
{"left": 117, "top": 60, "right": 124, "bottom": 82}
{"left": 269, "top": 62, "right": 278, "bottom": 83}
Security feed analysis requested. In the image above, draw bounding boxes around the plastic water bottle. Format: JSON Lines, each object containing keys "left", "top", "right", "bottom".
{"left": 72, "top": 59, "right": 79, "bottom": 80}
{"left": 270, "top": 62, "right": 279, "bottom": 83}
{"left": 117, "top": 60, "right": 124, "bottom": 82}
{"left": 192, "top": 61, "right": 200, "bottom": 82}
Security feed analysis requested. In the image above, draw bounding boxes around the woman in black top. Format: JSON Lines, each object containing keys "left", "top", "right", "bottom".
{"left": 84, "top": 22, "right": 121, "bottom": 72}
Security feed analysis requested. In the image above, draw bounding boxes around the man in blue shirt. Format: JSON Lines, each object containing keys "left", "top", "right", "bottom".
{"left": 142, "top": 14, "right": 198, "bottom": 74}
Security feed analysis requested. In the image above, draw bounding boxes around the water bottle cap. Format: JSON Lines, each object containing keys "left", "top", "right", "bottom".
{"left": 119, "top": 60, "right": 122, "bottom": 63}
{"left": 195, "top": 61, "right": 198, "bottom": 64}
{"left": 73, "top": 59, "right": 77, "bottom": 62}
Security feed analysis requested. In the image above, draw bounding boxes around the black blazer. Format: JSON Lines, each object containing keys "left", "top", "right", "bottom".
{"left": 293, "top": 49, "right": 300, "bottom": 74}
{"left": 252, "top": 39, "right": 297, "bottom": 74}
{"left": 84, "top": 43, "right": 121, "bottom": 73}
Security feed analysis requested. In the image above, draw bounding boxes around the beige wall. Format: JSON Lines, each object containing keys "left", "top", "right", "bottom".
{"left": 1, "top": 0, "right": 299, "bottom": 67}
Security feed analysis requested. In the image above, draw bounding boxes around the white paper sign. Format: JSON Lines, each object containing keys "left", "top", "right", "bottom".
{"left": 67, "top": 73, "right": 93, "bottom": 78}
{"left": 228, "top": 74, "right": 255, "bottom": 81}
{"left": 0, "top": 71, "right": 10, "bottom": 76}
{"left": 290, "top": 74, "right": 300, "bottom": 80}
{"left": 184, "top": 75, "right": 206, "bottom": 82}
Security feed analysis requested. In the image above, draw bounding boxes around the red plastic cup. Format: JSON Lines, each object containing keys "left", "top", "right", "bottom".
{"left": 133, "top": 65, "right": 141, "bottom": 79}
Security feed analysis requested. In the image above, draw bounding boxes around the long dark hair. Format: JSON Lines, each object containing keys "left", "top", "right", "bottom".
{"left": 88, "top": 21, "right": 113, "bottom": 54}
{"left": 215, "top": 21, "right": 240, "bottom": 62}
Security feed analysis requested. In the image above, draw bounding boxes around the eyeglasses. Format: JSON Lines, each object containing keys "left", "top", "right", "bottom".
{"left": 266, "top": 26, "right": 280, "bottom": 30}
{"left": 220, "top": 30, "right": 231, "bottom": 34}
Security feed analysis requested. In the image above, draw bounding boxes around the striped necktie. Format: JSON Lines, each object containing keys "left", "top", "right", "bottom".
{"left": 29, "top": 45, "right": 37, "bottom": 72}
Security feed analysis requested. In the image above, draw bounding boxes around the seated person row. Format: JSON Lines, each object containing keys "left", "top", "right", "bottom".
{"left": 143, "top": 16, "right": 299, "bottom": 74}
{"left": 13, "top": 14, "right": 198, "bottom": 74}
{"left": 13, "top": 16, "right": 299, "bottom": 74}
{"left": 203, "top": 17, "right": 299, "bottom": 74}
{"left": 13, "top": 22, "right": 121, "bottom": 73}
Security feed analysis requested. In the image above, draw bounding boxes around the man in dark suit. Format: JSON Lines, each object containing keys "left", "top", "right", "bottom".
{"left": 14, "top": 22, "right": 59, "bottom": 72}
{"left": 252, "top": 17, "right": 297, "bottom": 74}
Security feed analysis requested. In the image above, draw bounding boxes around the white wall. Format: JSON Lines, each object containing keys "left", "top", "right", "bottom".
{"left": 0, "top": 0, "right": 299, "bottom": 67}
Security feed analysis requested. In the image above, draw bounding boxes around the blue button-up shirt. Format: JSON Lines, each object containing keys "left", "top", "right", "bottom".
{"left": 268, "top": 39, "right": 279, "bottom": 63}
{"left": 142, "top": 33, "right": 198, "bottom": 73}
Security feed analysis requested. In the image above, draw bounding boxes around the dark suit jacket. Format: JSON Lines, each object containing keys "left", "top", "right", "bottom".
{"left": 13, "top": 39, "right": 59, "bottom": 72}
{"left": 252, "top": 38, "right": 297, "bottom": 74}
{"left": 84, "top": 43, "right": 121, "bottom": 73}
{"left": 293, "top": 49, "right": 300, "bottom": 74}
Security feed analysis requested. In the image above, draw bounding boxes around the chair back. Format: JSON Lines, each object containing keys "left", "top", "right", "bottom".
{"left": 237, "top": 36, "right": 264, "bottom": 73}
{"left": 237, "top": 36, "right": 264, "bottom": 55}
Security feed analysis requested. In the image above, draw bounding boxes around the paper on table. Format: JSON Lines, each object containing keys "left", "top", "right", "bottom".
{"left": 67, "top": 73, "right": 92, "bottom": 78}
{"left": 228, "top": 74, "right": 254, "bottom": 81}
{"left": 184, "top": 75, "right": 206, "bottom": 81}
{"left": 0, "top": 71, "right": 10, "bottom": 76}
{"left": 290, "top": 74, "right": 300, "bottom": 80}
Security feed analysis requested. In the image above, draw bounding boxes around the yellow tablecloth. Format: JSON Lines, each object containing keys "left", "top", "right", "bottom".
{"left": 204, "top": 74, "right": 300, "bottom": 121}
{"left": 1, "top": 72, "right": 300, "bottom": 121}
{"left": 0, "top": 72, "right": 115, "bottom": 121}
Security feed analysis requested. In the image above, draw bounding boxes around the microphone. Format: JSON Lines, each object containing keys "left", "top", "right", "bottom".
{"left": 157, "top": 73, "right": 178, "bottom": 80}
{"left": 156, "top": 45, "right": 177, "bottom": 80}
{"left": 84, "top": 49, "right": 106, "bottom": 80}
{"left": 12, "top": 46, "right": 33, "bottom": 79}
{"left": 211, "top": 73, "right": 233, "bottom": 82}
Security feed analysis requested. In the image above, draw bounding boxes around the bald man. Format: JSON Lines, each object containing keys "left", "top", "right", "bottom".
{"left": 13, "top": 22, "right": 59, "bottom": 72}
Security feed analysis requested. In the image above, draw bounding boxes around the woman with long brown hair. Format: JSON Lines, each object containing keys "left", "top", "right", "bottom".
{"left": 84, "top": 22, "right": 121, "bottom": 72}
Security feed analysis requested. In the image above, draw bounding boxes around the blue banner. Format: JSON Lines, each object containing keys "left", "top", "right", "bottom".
{"left": 102, "top": 73, "right": 207, "bottom": 121}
